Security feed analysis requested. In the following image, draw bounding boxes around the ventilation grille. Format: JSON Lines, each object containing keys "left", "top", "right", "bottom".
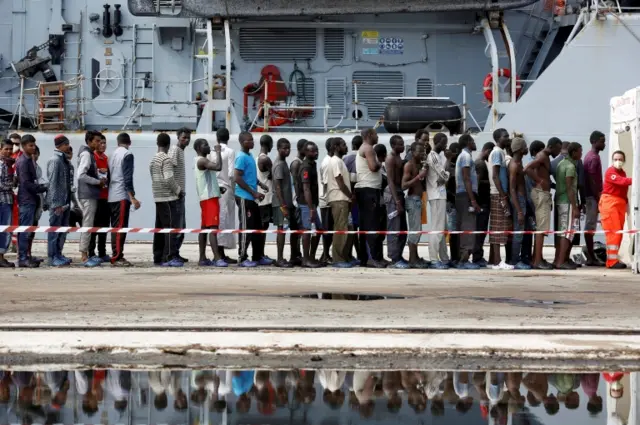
{"left": 291, "top": 77, "right": 316, "bottom": 118}
{"left": 325, "top": 78, "right": 346, "bottom": 118}
{"left": 417, "top": 78, "right": 434, "bottom": 97}
{"left": 352, "top": 71, "right": 404, "bottom": 118}
{"left": 239, "top": 28, "right": 317, "bottom": 61}
{"left": 324, "top": 29, "right": 345, "bottom": 61}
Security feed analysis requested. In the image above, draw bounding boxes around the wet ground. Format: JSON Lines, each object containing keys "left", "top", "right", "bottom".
{"left": 0, "top": 367, "right": 630, "bottom": 425}
{"left": 0, "top": 243, "right": 638, "bottom": 369}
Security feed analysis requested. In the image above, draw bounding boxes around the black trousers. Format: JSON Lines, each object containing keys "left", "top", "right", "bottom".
{"left": 237, "top": 197, "right": 264, "bottom": 262}
{"left": 355, "top": 187, "right": 383, "bottom": 263}
{"left": 110, "top": 199, "right": 131, "bottom": 262}
{"left": 320, "top": 206, "right": 334, "bottom": 255}
{"left": 89, "top": 199, "right": 110, "bottom": 258}
{"left": 473, "top": 201, "right": 490, "bottom": 262}
{"left": 153, "top": 200, "right": 179, "bottom": 264}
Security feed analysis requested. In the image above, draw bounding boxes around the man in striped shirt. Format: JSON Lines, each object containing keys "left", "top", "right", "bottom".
{"left": 169, "top": 128, "right": 191, "bottom": 263}
{"left": 150, "top": 133, "right": 183, "bottom": 267}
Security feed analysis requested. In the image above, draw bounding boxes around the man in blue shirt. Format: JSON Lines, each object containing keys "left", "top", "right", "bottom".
{"left": 234, "top": 131, "right": 268, "bottom": 267}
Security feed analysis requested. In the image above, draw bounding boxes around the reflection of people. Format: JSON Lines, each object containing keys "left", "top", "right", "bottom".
{"left": 599, "top": 150, "right": 633, "bottom": 269}
{"left": 581, "top": 373, "right": 603, "bottom": 414}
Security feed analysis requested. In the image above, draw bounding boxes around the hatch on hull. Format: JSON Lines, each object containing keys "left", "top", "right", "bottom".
{"left": 127, "top": 0, "right": 538, "bottom": 17}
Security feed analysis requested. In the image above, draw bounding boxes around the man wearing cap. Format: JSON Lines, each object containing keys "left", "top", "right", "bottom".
{"left": 46, "top": 135, "right": 73, "bottom": 267}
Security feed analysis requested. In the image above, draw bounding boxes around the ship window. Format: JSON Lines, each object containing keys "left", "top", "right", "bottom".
{"left": 290, "top": 77, "right": 316, "bottom": 118}
{"left": 239, "top": 28, "right": 317, "bottom": 61}
{"left": 352, "top": 71, "right": 404, "bottom": 119}
{"left": 417, "top": 78, "right": 434, "bottom": 97}
{"left": 324, "top": 29, "right": 345, "bottom": 61}
{"left": 325, "top": 78, "right": 346, "bottom": 118}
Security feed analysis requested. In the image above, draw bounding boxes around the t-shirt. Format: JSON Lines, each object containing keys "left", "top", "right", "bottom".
{"left": 475, "top": 158, "right": 490, "bottom": 205}
{"left": 488, "top": 146, "right": 509, "bottom": 195}
{"left": 426, "top": 150, "right": 449, "bottom": 201}
{"left": 234, "top": 151, "right": 258, "bottom": 201}
{"left": 297, "top": 158, "right": 319, "bottom": 206}
{"left": 272, "top": 157, "right": 293, "bottom": 207}
{"left": 554, "top": 157, "right": 577, "bottom": 204}
{"left": 326, "top": 156, "right": 350, "bottom": 203}
{"left": 319, "top": 155, "right": 331, "bottom": 208}
{"left": 455, "top": 148, "right": 478, "bottom": 194}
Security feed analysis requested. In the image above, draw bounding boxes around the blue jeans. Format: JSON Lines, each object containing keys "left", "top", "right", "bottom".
{"left": 0, "top": 203, "right": 12, "bottom": 254}
{"left": 18, "top": 203, "right": 36, "bottom": 261}
{"left": 48, "top": 207, "right": 70, "bottom": 259}
{"left": 297, "top": 204, "right": 322, "bottom": 230}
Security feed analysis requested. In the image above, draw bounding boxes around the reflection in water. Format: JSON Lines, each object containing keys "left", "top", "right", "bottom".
{"left": 0, "top": 369, "right": 633, "bottom": 424}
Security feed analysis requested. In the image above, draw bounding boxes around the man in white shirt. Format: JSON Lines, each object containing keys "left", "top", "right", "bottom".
{"left": 326, "top": 138, "right": 354, "bottom": 268}
{"left": 211, "top": 128, "right": 237, "bottom": 263}
{"left": 319, "top": 138, "right": 334, "bottom": 263}
{"left": 426, "top": 133, "right": 451, "bottom": 268}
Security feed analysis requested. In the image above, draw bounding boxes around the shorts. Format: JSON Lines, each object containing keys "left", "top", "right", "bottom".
{"left": 584, "top": 196, "right": 598, "bottom": 231}
{"left": 530, "top": 188, "right": 551, "bottom": 232}
{"left": 556, "top": 203, "right": 579, "bottom": 240}
{"left": 406, "top": 195, "right": 423, "bottom": 245}
{"left": 200, "top": 197, "right": 220, "bottom": 228}
{"left": 489, "top": 194, "right": 512, "bottom": 245}
{"left": 259, "top": 204, "right": 272, "bottom": 225}
{"left": 272, "top": 205, "right": 299, "bottom": 229}
{"left": 297, "top": 204, "right": 322, "bottom": 230}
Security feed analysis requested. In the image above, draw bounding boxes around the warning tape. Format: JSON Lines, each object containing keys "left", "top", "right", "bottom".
{"left": 0, "top": 226, "right": 638, "bottom": 235}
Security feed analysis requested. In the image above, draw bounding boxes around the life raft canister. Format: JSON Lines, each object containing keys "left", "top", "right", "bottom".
{"left": 482, "top": 68, "right": 523, "bottom": 104}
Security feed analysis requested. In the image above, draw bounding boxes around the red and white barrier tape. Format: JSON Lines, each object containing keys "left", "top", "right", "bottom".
{"left": 0, "top": 226, "right": 638, "bottom": 235}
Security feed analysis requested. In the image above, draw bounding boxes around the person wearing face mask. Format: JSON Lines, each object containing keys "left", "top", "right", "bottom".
{"left": 598, "top": 150, "right": 633, "bottom": 269}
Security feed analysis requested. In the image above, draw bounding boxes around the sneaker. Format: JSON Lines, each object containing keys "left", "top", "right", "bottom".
{"left": 533, "top": 261, "right": 554, "bottom": 270}
{"left": 302, "top": 259, "right": 323, "bottom": 268}
{"left": 431, "top": 261, "right": 449, "bottom": 270}
{"left": 82, "top": 258, "right": 101, "bottom": 268}
{"left": 473, "top": 258, "right": 488, "bottom": 268}
{"left": 0, "top": 259, "right": 15, "bottom": 268}
{"left": 239, "top": 259, "right": 257, "bottom": 268}
{"left": 161, "top": 258, "right": 184, "bottom": 267}
{"left": 198, "top": 259, "right": 214, "bottom": 267}
{"left": 59, "top": 255, "right": 73, "bottom": 265}
{"left": 609, "top": 262, "right": 627, "bottom": 270}
{"left": 100, "top": 255, "right": 111, "bottom": 263}
{"left": 409, "top": 261, "right": 430, "bottom": 269}
{"left": 367, "top": 260, "right": 387, "bottom": 269}
{"left": 112, "top": 258, "right": 133, "bottom": 267}
{"left": 18, "top": 259, "right": 39, "bottom": 268}
{"left": 31, "top": 256, "right": 44, "bottom": 264}
{"left": 274, "top": 260, "right": 293, "bottom": 268}
{"left": 256, "top": 256, "right": 274, "bottom": 266}
{"left": 492, "top": 261, "right": 515, "bottom": 270}
{"left": 49, "top": 257, "right": 68, "bottom": 267}
{"left": 389, "top": 260, "right": 410, "bottom": 269}
{"left": 333, "top": 262, "right": 354, "bottom": 269}
{"left": 178, "top": 255, "right": 189, "bottom": 263}
{"left": 213, "top": 259, "right": 229, "bottom": 267}
{"left": 514, "top": 261, "right": 532, "bottom": 270}
{"left": 223, "top": 256, "right": 238, "bottom": 264}
{"left": 349, "top": 258, "right": 361, "bottom": 267}
{"left": 456, "top": 262, "right": 481, "bottom": 270}
{"left": 89, "top": 256, "right": 104, "bottom": 264}
{"left": 556, "top": 262, "right": 577, "bottom": 270}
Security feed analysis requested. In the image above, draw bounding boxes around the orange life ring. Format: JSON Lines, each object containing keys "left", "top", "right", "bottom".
{"left": 482, "top": 69, "right": 523, "bottom": 104}
{"left": 603, "top": 372, "right": 625, "bottom": 383}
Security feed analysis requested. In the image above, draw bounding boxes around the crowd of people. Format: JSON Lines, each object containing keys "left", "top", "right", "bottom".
{"left": 0, "top": 127, "right": 632, "bottom": 269}
{"left": 0, "top": 368, "right": 607, "bottom": 423}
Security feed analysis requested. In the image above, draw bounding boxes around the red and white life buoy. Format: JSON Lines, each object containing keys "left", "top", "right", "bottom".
{"left": 482, "top": 68, "right": 523, "bottom": 104}
{"left": 603, "top": 372, "right": 625, "bottom": 383}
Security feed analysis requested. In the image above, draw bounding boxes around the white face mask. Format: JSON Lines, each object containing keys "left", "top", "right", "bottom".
{"left": 12, "top": 144, "right": 19, "bottom": 154}
{"left": 613, "top": 160, "right": 625, "bottom": 170}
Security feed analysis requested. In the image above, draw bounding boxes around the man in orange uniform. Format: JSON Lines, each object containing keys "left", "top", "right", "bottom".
{"left": 598, "top": 150, "right": 632, "bottom": 269}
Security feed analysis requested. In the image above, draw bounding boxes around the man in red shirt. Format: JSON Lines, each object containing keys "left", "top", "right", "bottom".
{"left": 88, "top": 134, "right": 110, "bottom": 262}
{"left": 582, "top": 131, "right": 606, "bottom": 266}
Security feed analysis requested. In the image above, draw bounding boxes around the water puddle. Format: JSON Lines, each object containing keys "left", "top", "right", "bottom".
{"left": 440, "top": 296, "right": 585, "bottom": 308}
{"left": 0, "top": 367, "right": 631, "bottom": 424}
{"left": 287, "top": 293, "right": 413, "bottom": 300}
